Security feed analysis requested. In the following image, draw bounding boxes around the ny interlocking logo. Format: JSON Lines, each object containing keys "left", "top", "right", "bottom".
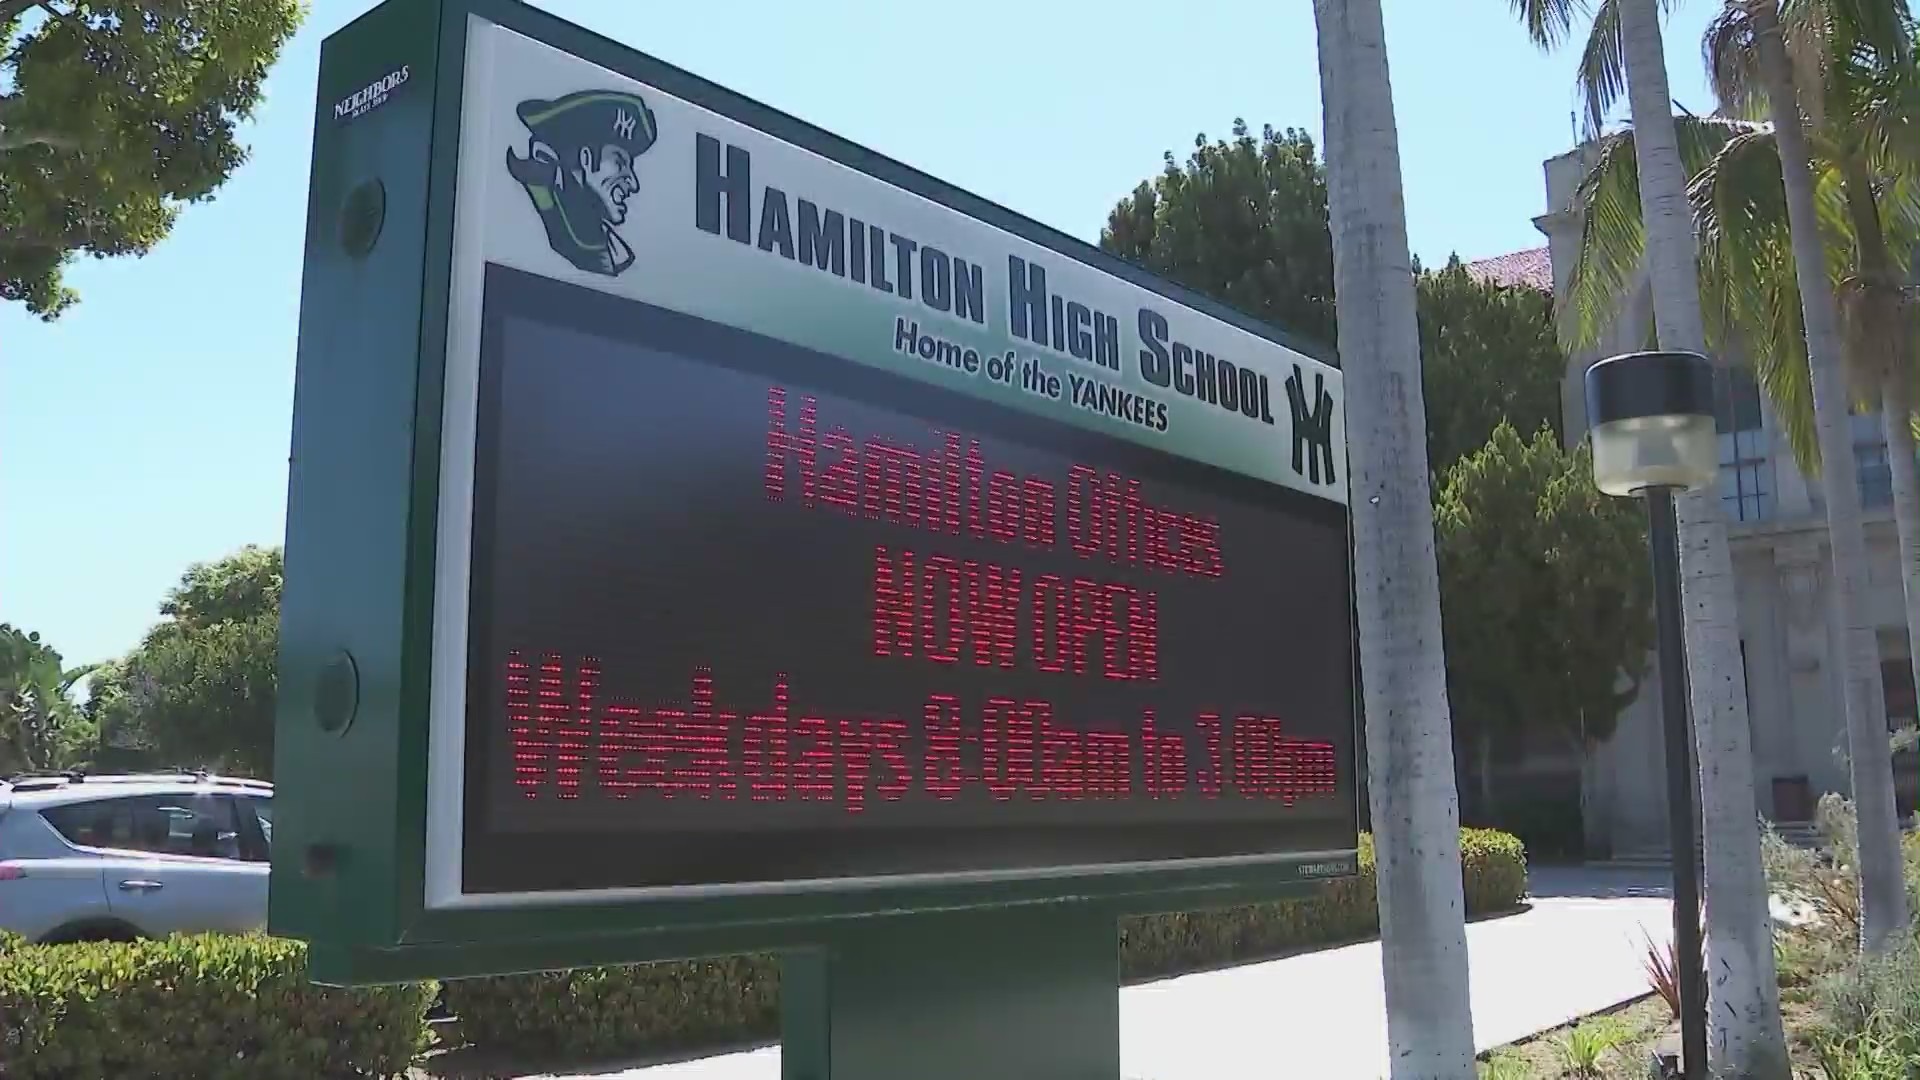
{"left": 1284, "top": 365, "right": 1336, "bottom": 486}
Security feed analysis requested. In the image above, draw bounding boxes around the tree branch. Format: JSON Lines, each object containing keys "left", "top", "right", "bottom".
{"left": 0, "top": 223, "right": 66, "bottom": 250}
{"left": 0, "top": 124, "right": 75, "bottom": 151}
{"left": 0, "top": 90, "right": 77, "bottom": 152}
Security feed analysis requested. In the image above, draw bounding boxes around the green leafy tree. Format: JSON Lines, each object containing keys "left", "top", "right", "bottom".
{"left": 91, "top": 545, "right": 283, "bottom": 778}
{"left": 1433, "top": 423, "right": 1653, "bottom": 809}
{"left": 1101, "top": 120, "right": 1337, "bottom": 345}
{"left": 1100, "top": 130, "right": 1561, "bottom": 478}
{"left": 0, "top": 0, "right": 306, "bottom": 317}
{"left": 0, "top": 624, "right": 96, "bottom": 772}
{"left": 1416, "top": 257, "right": 1565, "bottom": 476}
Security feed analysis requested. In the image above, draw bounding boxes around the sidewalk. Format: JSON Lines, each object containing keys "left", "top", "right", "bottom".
{"left": 519, "top": 867, "right": 1672, "bottom": 1080}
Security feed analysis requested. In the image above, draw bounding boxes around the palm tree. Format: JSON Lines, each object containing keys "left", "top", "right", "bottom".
{"left": 1694, "top": 0, "right": 1915, "bottom": 952}
{"left": 0, "top": 624, "right": 96, "bottom": 773}
{"left": 1703, "top": 8, "right": 1920, "bottom": 832}
{"left": 1313, "top": 2, "right": 1476, "bottom": 1075}
{"left": 1507, "top": 0, "right": 1790, "bottom": 1074}
{"left": 1564, "top": 0, "right": 1917, "bottom": 954}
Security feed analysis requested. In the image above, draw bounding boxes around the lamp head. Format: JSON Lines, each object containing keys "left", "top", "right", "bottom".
{"left": 1584, "top": 350, "right": 1720, "bottom": 497}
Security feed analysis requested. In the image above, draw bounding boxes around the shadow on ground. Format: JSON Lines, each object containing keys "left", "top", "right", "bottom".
{"left": 418, "top": 1038, "right": 777, "bottom": 1080}
{"left": 1526, "top": 864, "right": 1672, "bottom": 901}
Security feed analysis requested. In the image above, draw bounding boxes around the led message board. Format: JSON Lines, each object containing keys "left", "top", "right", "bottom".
{"left": 274, "top": 0, "right": 1358, "bottom": 966}
{"left": 462, "top": 268, "right": 1353, "bottom": 895}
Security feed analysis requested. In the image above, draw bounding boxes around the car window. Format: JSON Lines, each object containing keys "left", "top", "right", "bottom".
{"left": 246, "top": 797, "right": 270, "bottom": 845}
{"left": 234, "top": 795, "right": 271, "bottom": 861}
{"left": 41, "top": 793, "right": 244, "bottom": 860}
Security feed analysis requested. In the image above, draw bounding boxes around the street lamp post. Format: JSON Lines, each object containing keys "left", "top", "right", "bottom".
{"left": 1585, "top": 350, "right": 1718, "bottom": 1080}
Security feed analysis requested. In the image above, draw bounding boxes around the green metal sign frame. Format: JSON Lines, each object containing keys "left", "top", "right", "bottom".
{"left": 273, "top": 6, "right": 1357, "bottom": 1069}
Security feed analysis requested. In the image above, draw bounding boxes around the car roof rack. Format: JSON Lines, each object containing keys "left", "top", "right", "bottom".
{"left": 2, "top": 770, "right": 89, "bottom": 792}
{"left": 0, "top": 770, "right": 273, "bottom": 794}
{"left": 1, "top": 769, "right": 86, "bottom": 783}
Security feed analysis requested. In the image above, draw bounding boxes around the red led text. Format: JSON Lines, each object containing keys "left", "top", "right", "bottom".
{"left": 508, "top": 654, "right": 1339, "bottom": 813}
{"left": 870, "top": 546, "right": 1158, "bottom": 681}
{"left": 766, "top": 387, "right": 1225, "bottom": 579}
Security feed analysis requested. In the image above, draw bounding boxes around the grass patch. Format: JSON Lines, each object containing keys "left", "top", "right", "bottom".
{"left": 1476, "top": 995, "right": 1669, "bottom": 1079}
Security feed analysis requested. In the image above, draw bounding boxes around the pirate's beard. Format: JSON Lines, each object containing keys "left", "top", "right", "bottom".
{"left": 555, "top": 177, "right": 635, "bottom": 275}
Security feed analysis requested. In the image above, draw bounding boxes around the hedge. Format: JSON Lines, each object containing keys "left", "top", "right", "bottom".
{"left": 0, "top": 933, "right": 436, "bottom": 1080}
{"left": 444, "top": 953, "right": 782, "bottom": 1062}
{"left": 1459, "top": 827, "right": 1530, "bottom": 914}
{"left": 442, "top": 827, "right": 1527, "bottom": 1062}
{"left": 0, "top": 832, "right": 1524, "bottom": 1073}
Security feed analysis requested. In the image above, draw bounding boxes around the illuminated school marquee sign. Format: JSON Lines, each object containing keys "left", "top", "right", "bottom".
{"left": 274, "top": 6, "right": 1357, "bottom": 945}
{"left": 419, "top": 21, "right": 1358, "bottom": 903}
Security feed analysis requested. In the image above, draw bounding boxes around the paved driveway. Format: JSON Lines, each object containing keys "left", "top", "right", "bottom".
{"left": 513, "top": 866, "right": 1673, "bottom": 1080}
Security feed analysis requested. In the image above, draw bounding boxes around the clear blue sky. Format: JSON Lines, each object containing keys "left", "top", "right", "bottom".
{"left": 0, "top": 0, "right": 1723, "bottom": 667}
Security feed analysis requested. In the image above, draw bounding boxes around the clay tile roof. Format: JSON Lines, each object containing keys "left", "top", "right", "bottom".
{"left": 1463, "top": 246, "right": 1554, "bottom": 292}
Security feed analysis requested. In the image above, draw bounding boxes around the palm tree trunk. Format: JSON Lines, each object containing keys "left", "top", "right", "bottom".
{"left": 1312, "top": 2, "right": 1475, "bottom": 1075}
{"left": 1616, "top": 0, "right": 1789, "bottom": 1073}
{"left": 1883, "top": 373, "right": 1920, "bottom": 805}
{"left": 1838, "top": 155, "right": 1920, "bottom": 831}
{"left": 1753, "top": 1, "right": 1910, "bottom": 954}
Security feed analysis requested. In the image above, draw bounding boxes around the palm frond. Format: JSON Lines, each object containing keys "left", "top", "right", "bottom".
{"left": 1578, "top": 0, "right": 1627, "bottom": 137}
{"left": 1690, "top": 125, "right": 1824, "bottom": 470}
{"left": 1561, "top": 118, "right": 1753, "bottom": 352}
{"left": 1705, "top": 4, "right": 1767, "bottom": 121}
{"left": 57, "top": 663, "right": 101, "bottom": 696}
{"left": 1842, "top": 12, "right": 1920, "bottom": 172}
{"left": 1509, "top": 0, "right": 1594, "bottom": 51}
{"left": 1705, "top": 0, "right": 1837, "bottom": 128}
{"left": 1811, "top": 158, "right": 1859, "bottom": 288}
{"left": 1563, "top": 132, "right": 1645, "bottom": 351}
{"left": 1874, "top": 166, "right": 1920, "bottom": 266}
{"left": 1785, "top": 0, "right": 1835, "bottom": 132}
{"left": 1748, "top": 257, "right": 1822, "bottom": 470}
{"left": 1795, "top": 0, "right": 1914, "bottom": 73}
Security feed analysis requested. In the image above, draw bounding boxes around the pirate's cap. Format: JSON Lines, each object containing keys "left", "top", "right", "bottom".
{"left": 516, "top": 90, "right": 658, "bottom": 156}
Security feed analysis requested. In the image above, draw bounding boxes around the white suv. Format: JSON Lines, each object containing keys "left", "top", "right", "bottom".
{"left": 0, "top": 772, "right": 273, "bottom": 943}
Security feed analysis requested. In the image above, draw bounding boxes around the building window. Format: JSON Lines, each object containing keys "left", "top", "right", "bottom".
{"left": 1858, "top": 441, "right": 1893, "bottom": 508}
{"left": 1851, "top": 410, "right": 1912, "bottom": 510}
{"left": 1716, "top": 369, "right": 1770, "bottom": 522}
{"left": 1885, "top": 656, "right": 1917, "bottom": 731}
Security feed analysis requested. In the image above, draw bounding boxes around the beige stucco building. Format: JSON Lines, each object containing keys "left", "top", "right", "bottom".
{"left": 1466, "top": 146, "right": 1919, "bottom": 859}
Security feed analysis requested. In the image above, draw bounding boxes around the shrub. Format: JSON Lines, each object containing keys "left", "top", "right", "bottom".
{"left": 443, "top": 953, "right": 780, "bottom": 1064}
{"left": 447, "top": 828, "right": 1527, "bottom": 1061}
{"left": 1806, "top": 944, "right": 1920, "bottom": 1079}
{"left": 1458, "top": 827, "right": 1529, "bottom": 914}
{"left": 1763, "top": 795, "right": 1893, "bottom": 950}
{"left": 1118, "top": 834, "right": 1380, "bottom": 980}
{"left": 0, "top": 933, "right": 436, "bottom": 1080}
{"left": 1810, "top": 942, "right": 1920, "bottom": 1052}
{"left": 1777, "top": 929, "right": 1850, "bottom": 999}
{"left": 1812, "top": 1028, "right": 1920, "bottom": 1079}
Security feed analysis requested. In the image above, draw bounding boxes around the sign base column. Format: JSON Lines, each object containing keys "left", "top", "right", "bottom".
{"left": 780, "top": 905, "right": 1120, "bottom": 1080}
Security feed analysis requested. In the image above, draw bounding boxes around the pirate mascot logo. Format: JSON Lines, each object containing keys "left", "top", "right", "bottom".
{"left": 505, "top": 90, "right": 658, "bottom": 276}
